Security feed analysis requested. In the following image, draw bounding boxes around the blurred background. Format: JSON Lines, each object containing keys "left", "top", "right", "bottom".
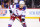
{"left": 0, "top": 0, "right": 40, "bottom": 8}
{"left": 0, "top": 0, "right": 40, "bottom": 27}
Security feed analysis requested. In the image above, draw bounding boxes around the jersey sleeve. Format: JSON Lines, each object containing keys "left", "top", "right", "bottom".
{"left": 16, "top": 4, "right": 19, "bottom": 8}
{"left": 21, "top": 11, "right": 25, "bottom": 19}
{"left": 23, "top": 6, "right": 26, "bottom": 10}
{"left": 22, "top": 11, "right": 25, "bottom": 15}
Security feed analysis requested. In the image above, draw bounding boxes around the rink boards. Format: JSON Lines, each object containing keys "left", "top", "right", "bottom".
{"left": 0, "top": 9, "right": 40, "bottom": 19}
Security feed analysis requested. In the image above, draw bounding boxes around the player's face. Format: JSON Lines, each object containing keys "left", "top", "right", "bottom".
{"left": 20, "top": 4, "right": 24, "bottom": 8}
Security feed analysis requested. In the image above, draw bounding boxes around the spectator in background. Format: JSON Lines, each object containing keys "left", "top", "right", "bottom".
{"left": 1, "top": 0, "right": 9, "bottom": 8}
{"left": 34, "top": 0, "right": 40, "bottom": 8}
{"left": 1, "top": 2, "right": 4, "bottom": 8}
{"left": 4, "top": 0, "right": 8, "bottom": 8}
{"left": 25, "top": 0, "right": 32, "bottom": 8}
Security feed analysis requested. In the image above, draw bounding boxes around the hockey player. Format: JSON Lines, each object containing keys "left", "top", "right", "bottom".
{"left": 8, "top": 0, "right": 19, "bottom": 15}
{"left": 8, "top": 1, "right": 27, "bottom": 27}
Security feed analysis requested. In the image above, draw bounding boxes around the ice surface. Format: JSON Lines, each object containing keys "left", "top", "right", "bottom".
{"left": 0, "top": 19, "right": 40, "bottom": 27}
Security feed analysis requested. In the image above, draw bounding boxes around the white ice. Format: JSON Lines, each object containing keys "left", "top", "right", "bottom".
{"left": 0, "top": 19, "right": 40, "bottom": 27}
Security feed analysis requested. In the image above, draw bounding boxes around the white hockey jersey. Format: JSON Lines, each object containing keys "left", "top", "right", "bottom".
{"left": 9, "top": 4, "right": 26, "bottom": 16}
{"left": 13, "top": 9, "right": 25, "bottom": 16}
